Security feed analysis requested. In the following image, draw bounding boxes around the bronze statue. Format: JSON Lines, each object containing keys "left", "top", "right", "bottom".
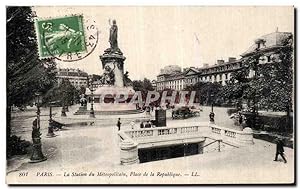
{"left": 104, "top": 19, "right": 122, "bottom": 54}
{"left": 123, "top": 71, "right": 133, "bottom": 86}
{"left": 109, "top": 19, "right": 118, "bottom": 50}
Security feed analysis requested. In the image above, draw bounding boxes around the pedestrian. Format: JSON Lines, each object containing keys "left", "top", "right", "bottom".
{"left": 140, "top": 122, "right": 144, "bottom": 128}
{"left": 274, "top": 138, "right": 287, "bottom": 163}
{"left": 238, "top": 112, "right": 243, "bottom": 125}
{"left": 117, "top": 118, "right": 121, "bottom": 131}
{"left": 145, "top": 120, "right": 151, "bottom": 128}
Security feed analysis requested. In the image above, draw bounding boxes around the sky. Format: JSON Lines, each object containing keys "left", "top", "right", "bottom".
{"left": 34, "top": 6, "right": 294, "bottom": 80}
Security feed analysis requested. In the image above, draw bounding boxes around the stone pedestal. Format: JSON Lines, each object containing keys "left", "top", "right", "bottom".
{"left": 100, "top": 53, "right": 126, "bottom": 87}
{"left": 29, "top": 137, "right": 47, "bottom": 163}
{"left": 120, "top": 139, "right": 139, "bottom": 165}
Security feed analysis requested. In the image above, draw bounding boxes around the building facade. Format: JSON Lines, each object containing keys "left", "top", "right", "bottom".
{"left": 156, "top": 31, "right": 292, "bottom": 91}
{"left": 56, "top": 68, "right": 89, "bottom": 89}
{"left": 156, "top": 58, "right": 241, "bottom": 91}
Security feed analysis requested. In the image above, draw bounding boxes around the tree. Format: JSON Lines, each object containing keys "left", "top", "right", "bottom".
{"left": 7, "top": 7, "right": 57, "bottom": 153}
{"left": 186, "top": 81, "right": 222, "bottom": 106}
{"left": 132, "top": 78, "right": 155, "bottom": 107}
{"left": 43, "top": 79, "right": 80, "bottom": 106}
{"left": 79, "top": 86, "right": 86, "bottom": 95}
{"left": 132, "top": 78, "right": 154, "bottom": 99}
{"left": 257, "top": 36, "right": 293, "bottom": 112}
{"left": 220, "top": 35, "right": 293, "bottom": 130}
{"left": 7, "top": 7, "right": 57, "bottom": 107}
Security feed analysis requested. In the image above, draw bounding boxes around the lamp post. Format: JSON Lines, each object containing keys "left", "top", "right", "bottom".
{"left": 89, "top": 78, "right": 95, "bottom": 118}
{"left": 61, "top": 89, "right": 67, "bottom": 117}
{"left": 30, "top": 92, "right": 47, "bottom": 163}
{"left": 209, "top": 93, "right": 215, "bottom": 123}
{"left": 46, "top": 103, "right": 56, "bottom": 138}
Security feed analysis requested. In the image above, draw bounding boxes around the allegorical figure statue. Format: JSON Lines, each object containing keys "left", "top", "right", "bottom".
{"left": 101, "top": 65, "right": 115, "bottom": 85}
{"left": 109, "top": 19, "right": 118, "bottom": 51}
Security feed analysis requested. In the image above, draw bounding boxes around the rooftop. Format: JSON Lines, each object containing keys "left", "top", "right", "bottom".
{"left": 56, "top": 68, "right": 88, "bottom": 77}
{"left": 241, "top": 31, "right": 292, "bottom": 57}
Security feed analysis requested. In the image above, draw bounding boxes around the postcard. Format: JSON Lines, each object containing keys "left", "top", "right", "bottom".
{"left": 6, "top": 6, "right": 295, "bottom": 184}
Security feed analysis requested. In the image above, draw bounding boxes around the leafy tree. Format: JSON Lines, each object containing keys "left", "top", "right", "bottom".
{"left": 257, "top": 36, "right": 293, "bottom": 112}
{"left": 186, "top": 81, "right": 222, "bottom": 106}
{"left": 220, "top": 35, "right": 293, "bottom": 129}
{"left": 43, "top": 79, "right": 80, "bottom": 106}
{"left": 79, "top": 86, "right": 86, "bottom": 95}
{"left": 132, "top": 78, "right": 154, "bottom": 99}
{"left": 7, "top": 7, "right": 57, "bottom": 157}
{"left": 229, "top": 35, "right": 294, "bottom": 113}
{"left": 7, "top": 7, "right": 56, "bottom": 107}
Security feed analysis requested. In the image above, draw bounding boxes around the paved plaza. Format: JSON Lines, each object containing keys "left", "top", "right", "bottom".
{"left": 6, "top": 105, "right": 294, "bottom": 184}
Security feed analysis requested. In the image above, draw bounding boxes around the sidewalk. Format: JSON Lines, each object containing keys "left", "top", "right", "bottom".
{"left": 6, "top": 124, "right": 294, "bottom": 184}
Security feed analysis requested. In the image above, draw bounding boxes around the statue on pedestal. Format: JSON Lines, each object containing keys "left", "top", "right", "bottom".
{"left": 101, "top": 65, "right": 115, "bottom": 85}
{"left": 104, "top": 19, "right": 122, "bottom": 55}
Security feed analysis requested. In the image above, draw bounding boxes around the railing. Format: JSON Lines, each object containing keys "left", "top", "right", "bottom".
{"left": 124, "top": 125, "right": 207, "bottom": 142}
{"left": 118, "top": 123, "right": 254, "bottom": 165}
{"left": 211, "top": 127, "right": 221, "bottom": 134}
{"left": 225, "top": 130, "right": 236, "bottom": 138}
{"left": 209, "top": 123, "right": 254, "bottom": 145}
{"left": 158, "top": 128, "right": 177, "bottom": 135}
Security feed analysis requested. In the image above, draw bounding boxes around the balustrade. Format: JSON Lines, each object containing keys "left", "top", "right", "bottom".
{"left": 125, "top": 125, "right": 203, "bottom": 141}
{"left": 225, "top": 130, "right": 236, "bottom": 138}
{"left": 209, "top": 124, "right": 253, "bottom": 144}
{"left": 211, "top": 127, "right": 221, "bottom": 134}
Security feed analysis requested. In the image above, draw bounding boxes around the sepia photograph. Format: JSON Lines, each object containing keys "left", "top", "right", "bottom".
{"left": 5, "top": 5, "right": 295, "bottom": 185}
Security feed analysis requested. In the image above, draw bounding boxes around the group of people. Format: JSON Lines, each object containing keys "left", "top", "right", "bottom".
{"left": 140, "top": 120, "right": 153, "bottom": 129}
{"left": 116, "top": 118, "right": 154, "bottom": 131}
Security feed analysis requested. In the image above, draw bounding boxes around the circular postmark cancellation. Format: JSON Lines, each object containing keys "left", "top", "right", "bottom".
{"left": 36, "top": 15, "right": 99, "bottom": 62}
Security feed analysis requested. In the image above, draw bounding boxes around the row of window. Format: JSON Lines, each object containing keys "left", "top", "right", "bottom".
{"left": 156, "top": 73, "right": 232, "bottom": 90}
{"left": 201, "top": 63, "right": 242, "bottom": 74}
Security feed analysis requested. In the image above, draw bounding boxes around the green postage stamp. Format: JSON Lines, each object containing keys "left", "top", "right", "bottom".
{"left": 36, "top": 15, "right": 86, "bottom": 58}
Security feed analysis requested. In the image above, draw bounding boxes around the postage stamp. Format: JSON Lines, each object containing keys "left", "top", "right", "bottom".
{"left": 36, "top": 15, "right": 98, "bottom": 62}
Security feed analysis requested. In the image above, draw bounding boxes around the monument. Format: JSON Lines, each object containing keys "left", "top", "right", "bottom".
{"left": 100, "top": 19, "right": 125, "bottom": 87}
{"left": 83, "top": 19, "right": 137, "bottom": 114}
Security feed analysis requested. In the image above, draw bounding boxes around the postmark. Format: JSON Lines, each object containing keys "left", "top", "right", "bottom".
{"left": 36, "top": 15, "right": 98, "bottom": 62}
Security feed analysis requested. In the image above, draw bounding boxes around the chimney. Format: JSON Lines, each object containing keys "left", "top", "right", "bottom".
{"left": 203, "top": 63, "right": 209, "bottom": 68}
{"left": 228, "top": 57, "right": 236, "bottom": 63}
{"left": 217, "top": 59, "right": 225, "bottom": 65}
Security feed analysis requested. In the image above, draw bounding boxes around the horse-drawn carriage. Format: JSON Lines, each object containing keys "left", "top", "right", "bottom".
{"left": 171, "top": 106, "right": 200, "bottom": 119}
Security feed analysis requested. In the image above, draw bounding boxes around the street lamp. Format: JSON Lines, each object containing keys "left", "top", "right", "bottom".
{"left": 61, "top": 89, "right": 67, "bottom": 117}
{"left": 89, "top": 78, "right": 95, "bottom": 118}
{"left": 29, "top": 92, "right": 47, "bottom": 163}
{"left": 46, "top": 102, "right": 56, "bottom": 138}
{"left": 209, "top": 93, "right": 215, "bottom": 123}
